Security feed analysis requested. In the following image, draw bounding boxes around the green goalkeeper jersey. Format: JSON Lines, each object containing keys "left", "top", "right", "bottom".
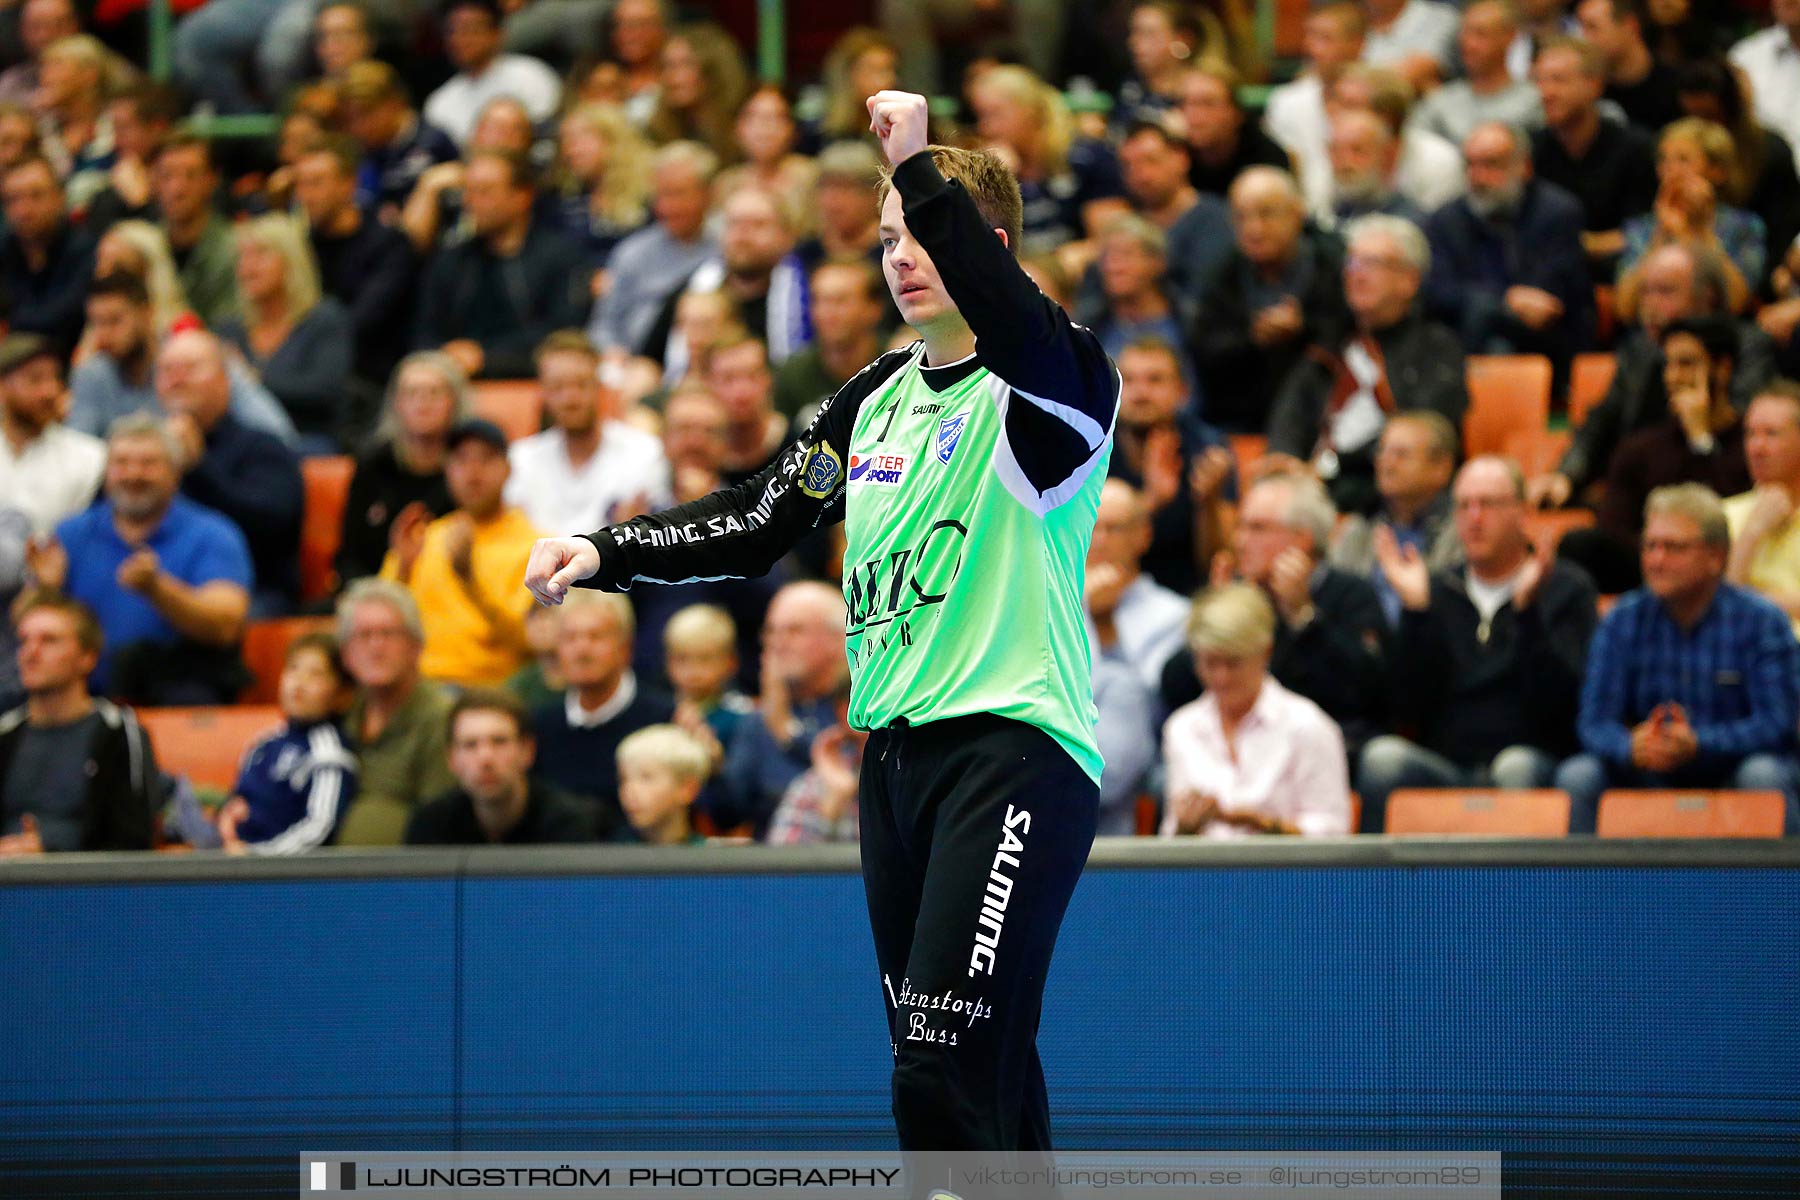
{"left": 579, "top": 152, "right": 1120, "bottom": 782}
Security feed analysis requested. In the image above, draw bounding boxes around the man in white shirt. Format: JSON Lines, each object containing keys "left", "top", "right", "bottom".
{"left": 1160, "top": 582, "right": 1351, "bottom": 838}
{"left": 1265, "top": 1, "right": 1368, "bottom": 167}
{"left": 1729, "top": 0, "right": 1800, "bottom": 157}
{"left": 504, "top": 331, "right": 670, "bottom": 535}
{"left": 0, "top": 333, "right": 102, "bottom": 535}
{"left": 423, "top": 0, "right": 561, "bottom": 147}
{"left": 1362, "top": 0, "right": 1461, "bottom": 91}
{"left": 1413, "top": 0, "right": 1545, "bottom": 145}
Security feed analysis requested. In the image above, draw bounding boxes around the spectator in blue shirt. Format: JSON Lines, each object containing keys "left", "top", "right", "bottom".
{"left": 1556, "top": 482, "right": 1800, "bottom": 833}
{"left": 34, "top": 412, "right": 252, "bottom": 703}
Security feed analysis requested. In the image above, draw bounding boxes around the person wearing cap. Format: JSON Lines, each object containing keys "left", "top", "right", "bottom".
{"left": 0, "top": 332, "right": 102, "bottom": 536}
{"left": 380, "top": 417, "right": 544, "bottom": 688}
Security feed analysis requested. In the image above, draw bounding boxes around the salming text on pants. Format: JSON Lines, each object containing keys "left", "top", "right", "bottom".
{"left": 859, "top": 713, "right": 1098, "bottom": 1157}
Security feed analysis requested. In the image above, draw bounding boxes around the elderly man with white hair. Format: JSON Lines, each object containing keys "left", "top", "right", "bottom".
{"left": 1159, "top": 471, "right": 1389, "bottom": 761}
{"left": 333, "top": 577, "right": 458, "bottom": 846}
{"left": 1191, "top": 165, "right": 1350, "bottom": 434}
{"left": 1159, "top": 582, "right": 1351, "bottom": 838}
{"left": 1267, "top": 212, "right": 1467, "bottom": 516}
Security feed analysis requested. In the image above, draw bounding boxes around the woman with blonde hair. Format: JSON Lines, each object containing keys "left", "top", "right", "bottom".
{"left": 92, "top": 219, "right": 191, "bottom": 334}
{"left": 37, "top": 34, "right": 114, "bottom": 205}
{"left": 218, "top": 212, "right": 354, "bottom": 450}
{"left": 1159, "top": 583, "right": 1351, "bottom": 838}
{"left": 713, "top": 84, "right": 817, "bottom": 225}
{"left": 814, "top": 28, "right": 898, "bottom": 146}
{"left": 1618, "top": 117, "right": 1766, "bottom": 318}
{"left": 966, "top": 63, "right": 1129, "bottom": 256}
{"left": 645, "top": 22, "right": 749, "bottom": 161}
{"left": 335, "top": 352, "right": 469, "bottom": 584}
{"left": 555, "top": 101, "right": 652, "bottom": 271}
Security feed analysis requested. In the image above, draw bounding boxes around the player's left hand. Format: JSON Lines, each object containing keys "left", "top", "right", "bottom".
{"left": 867, "top": 90, "right": 930, "bottom": 167}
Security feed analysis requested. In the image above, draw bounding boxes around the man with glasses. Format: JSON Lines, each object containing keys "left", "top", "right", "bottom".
{"left": 334, "top": 578, "right": 457, "bottom": 846}
{"left": 1267, "top": 212, "right": 1467, "bottom": 516}
{"left": 1555, "top": 482, "right": 1800, "bottom": 834}
{"left": 1356, "top": 455, "right": 1597, "bottom": 832}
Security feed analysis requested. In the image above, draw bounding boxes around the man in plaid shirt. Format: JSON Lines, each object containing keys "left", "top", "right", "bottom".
{"left": 1557, "top": 482, "right": 1800, "bottom": 834}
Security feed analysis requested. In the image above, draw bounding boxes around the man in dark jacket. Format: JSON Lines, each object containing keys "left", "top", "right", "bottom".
{"left": 1191, "top": 165, "right": 1348, "bottom": 433}
{"left": 1356, "top": 456, "right": 1597, "bottom": 832}
{"left": 405, "top": 688, "right": 597, "bottom": 845}
{"left": 0, "top": 591, "right": 158, "bottom": 855}
{"left": 1529, "top": 35, "right": 1658, "bottom": 281}
{"left": 1267, "top": 212, "right": 1468, "bottom": 516}
{"left": 1530, "top": 242, "right": 1776, "bottom": 507}
{"left": 414, "top": 149, "right": 587, "bottom": 380}
{"left": 294, "top": 135, "right": 417, "bottom": 393}
{"left": 1160, "top": 472, "right": 1388, "bottom": 759}
{"left": 0, "top": 155, "right": 92, "bottom": 353}
{"left": 1424, "top": 123, "right": 1594, "bottom": 372}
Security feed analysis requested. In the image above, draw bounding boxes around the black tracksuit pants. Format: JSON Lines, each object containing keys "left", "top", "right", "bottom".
{"left": 858, "top": 713, "right": 1098, "bottom": 1159}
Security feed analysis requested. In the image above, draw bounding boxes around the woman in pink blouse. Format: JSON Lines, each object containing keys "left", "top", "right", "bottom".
{"left": 1159, "top": 583, "right": 1353, "bottom": 837}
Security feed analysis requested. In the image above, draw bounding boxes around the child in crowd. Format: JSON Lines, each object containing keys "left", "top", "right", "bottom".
{"left": 614, "top": 724, "right": 711, "bottom": 845}
{"left": 214, "top": 634, "right": 359, "bottom": 854}
{"left": 663, "top": 603, "right": 754, "bottom": 752}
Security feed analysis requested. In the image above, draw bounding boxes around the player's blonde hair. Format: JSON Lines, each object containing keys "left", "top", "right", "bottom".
{"left": 876, "top": 143, "right": 1023, "bottom": 256}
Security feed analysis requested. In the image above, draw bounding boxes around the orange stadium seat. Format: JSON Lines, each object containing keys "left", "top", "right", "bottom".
{"left": 1593, "top": 285, "right": 1617, "bottom": 347}
{"left": 299, "top": 455, "right": 354, "bottom": 603}
{"left": 1523, "top": 506, "right": 1595, "bottom": 555}
{"left": 1503, "top": 426, "right": 1571, "bottom": 477}
{"left": 1596, "top": 790, "right": 1788, "bottom": 838}
{"left": 1464, "top": 355, "right": 1552, "bottom": 457}
{"left": 1228, "top": 434, "right": 1267, "bottom": 482}
{"left": 138, "top": 706, "right": 282, "bottom": 794}
{"left": 240, "top": 617, "right": 336, "bottom": 704}
{"left": 472, "top": 380, "right": 543, "bottom": 442}
{"left": 1386, "top": 789, "right": 1571, "bottom": 836}
{"left": 1568, "top": 353, "right": 1617, "bottom": 428}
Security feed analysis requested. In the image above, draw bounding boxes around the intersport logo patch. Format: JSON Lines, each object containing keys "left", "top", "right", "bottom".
{"left": 848, "top": 451, "right": 909, "bottom": 486}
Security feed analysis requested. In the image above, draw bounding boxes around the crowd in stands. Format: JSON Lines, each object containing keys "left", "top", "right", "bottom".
{"left": 5, "top": 0, "right": 1800, "bottom": 856}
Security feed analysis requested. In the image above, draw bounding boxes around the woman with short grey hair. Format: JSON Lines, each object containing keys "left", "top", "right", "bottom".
{"left": 1160, "top": 583, "right": 1353, "bottom": 838}
{"left": 333, "top": 354, "right": 471, "bottom": 587}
